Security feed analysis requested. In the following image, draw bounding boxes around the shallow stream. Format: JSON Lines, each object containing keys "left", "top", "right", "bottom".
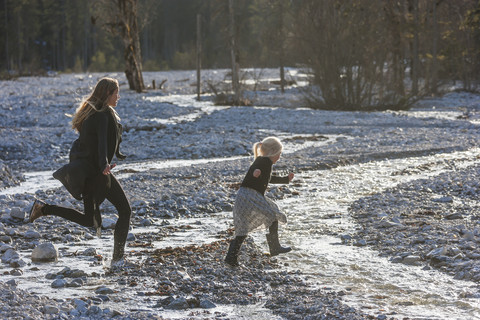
{"left": 272, "top": 147, "right": 480, "bottom": 319}
{"left": 2, "top": 147, "right": 480, "bottom": 319}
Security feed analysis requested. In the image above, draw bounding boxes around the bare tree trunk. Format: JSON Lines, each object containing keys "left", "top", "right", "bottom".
{"left": 412, "top": 0, "right": 419, "bottom": 95}
{"left": 117, "top": 0, "right": 144, "bottom": 92}
{"left": 279, "top": 0, "right": 285, "bottom": 94}
{"left": 4, "top": 0, "right": 9, "bottom": 71}
{"left": 431, "top": 1, "right": 439, "bottom": 95}
{"left": 229, "top": 0, "right": 240, "bottom": 104}
{"left": 196, "top": 14, "right": 201, "bottom": 101}
{"left": 83, "top": 12, "right": 88, "bottom": 71}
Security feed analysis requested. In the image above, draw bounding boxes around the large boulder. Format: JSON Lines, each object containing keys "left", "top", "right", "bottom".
{"left": 31, "top": 242, "right": 58, "bottom": 262}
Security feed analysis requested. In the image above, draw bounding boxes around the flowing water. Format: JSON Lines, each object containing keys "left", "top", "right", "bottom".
{"left": 269, "top": 147, "right": 480, "bottom": 320}
{"left": 2, "top": 145, "right": 480, "bottom": 319}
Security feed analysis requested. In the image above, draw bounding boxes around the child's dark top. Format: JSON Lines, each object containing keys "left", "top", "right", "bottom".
{"left": 241, "top": 156, "right": 290, "bottom": 195}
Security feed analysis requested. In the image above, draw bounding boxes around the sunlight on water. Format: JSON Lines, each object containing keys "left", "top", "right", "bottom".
{"left": 0, "top": 134, "right": 337, "bottom": 196}
{"left": 3, "top": 141, "right": 480, "bottom": 318}
{"left": 145, "top": 94, "right": 227, "bottom": 124}
{"left": 270, "top": 147, "right": 480, "bottom": 320}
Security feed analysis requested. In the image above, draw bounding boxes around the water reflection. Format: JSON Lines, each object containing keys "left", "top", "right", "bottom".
{"left": 270, "top": 148, "right": 480, "bottom": 319}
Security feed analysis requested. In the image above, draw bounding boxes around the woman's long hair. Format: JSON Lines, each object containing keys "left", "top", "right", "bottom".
{"left": 71, "top": 78, "right": 119, "bottom": 132}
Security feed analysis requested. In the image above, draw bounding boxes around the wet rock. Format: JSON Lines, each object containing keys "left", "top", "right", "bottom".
{"left": 10, "top": 269, "right": 23, "bottom": 276}
{"left": 95, "top": 286, "right": 114, "bottom": 295}
{"left": 10, "top": 259, "right": 26, "bottom": 268}
{"left": 5, "top": 228, "right": 17, "bottom": 236}
{"left": 31, "top": 242, "right": 58, "bottom": 262}
{"left": 0, "top": 244, "right": 13, "bottom": 253}
{"left": 354, "top": 239, "right": 367, "bottom": 247}
{"left": 402, "top": 255, "right": 422, "bottom": 266}
{"left": 70, "top": 269, "right": 88, "bottom": 278}
{"left": 156, "top": 295, "right": 175, "bottom": 307}
{"left": 430, "top": 255, "right": 449, "bottom": 266}
{"left": 102, "top": 218, "right": 116, "bottom": 229}
{"left": 24, "top": 229, "right": 41, "bottom": 239}
{"left": 140, "top": 218, "right": 153, "bottom": 226}
{"left": 427, "top": 247, "right": 447, "bottom": 258}
{"left": 51, "top": 278, "right": 67, "bottom": 288}
{"left": 166, "top": 297, "right": 189, "bottom": 310}
{"left": 1, "top": 248, "right": 20, "bottom": 264}
{"left": 72, "top": 298, "right": 89, "bottom": 313}
{"left": 445, "top": 213, "right": 463, "bottom": 220}
{"left": 9, "top": 207, "right": 25, "bottom": 220}
{"left": 391, "top": 256, "right": 403, "bottom": 263}
{"left": 0, "top": 235, "right": 12, "bottom": 243}
{"left": 6, "top": 279, "right": 17, "bottom": 286}
{"left": 199, "top": 299, "right": 216, "bottom": 309}
{"left": 87, "top": 305, "right": 102, "bottom": 315}
{"left": 81, "top": 247, "right": 97, "bottom": 256}
{"left": 433, "top": 196, "right": 453, "bottom": 203}
{"left": 67, "top": 279, "right": 84, "bottom": 287}
{"left": 44, "top": 305, "right": 59, "bottom": 314}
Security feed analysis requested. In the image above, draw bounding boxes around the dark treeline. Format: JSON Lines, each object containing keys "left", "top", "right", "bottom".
{"left": 1, "top": 0, "right": 479, "bottom": 108}
{"left": 0, "top": 0, "right": 295, "bottom": 74}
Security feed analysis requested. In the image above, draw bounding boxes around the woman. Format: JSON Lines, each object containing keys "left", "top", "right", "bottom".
{"left": 29, "top": 77, "right": 131, "bottom": 266}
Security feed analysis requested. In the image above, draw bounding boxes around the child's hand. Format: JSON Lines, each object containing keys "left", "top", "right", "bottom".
{"left": 103, "top": 163, "right": 116, "bottom": 175}
{"left": 253, "top": 169, "right": 261, "bottom": 178}
{"left": 288, "top": 172, "right": 294, "bottom": 182}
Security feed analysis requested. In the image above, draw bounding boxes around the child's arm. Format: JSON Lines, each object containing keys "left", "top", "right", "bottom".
{"left": 270, "top": 172, "right": 294, "bottom": 184}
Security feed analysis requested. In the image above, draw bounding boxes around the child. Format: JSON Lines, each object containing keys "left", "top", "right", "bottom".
{"left": 225, "top": 136, "right": 294, "bottom": 267}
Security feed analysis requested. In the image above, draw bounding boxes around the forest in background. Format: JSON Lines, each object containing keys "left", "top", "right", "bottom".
{"left": 1, "top": 0, "right": 480, "bottom": 109}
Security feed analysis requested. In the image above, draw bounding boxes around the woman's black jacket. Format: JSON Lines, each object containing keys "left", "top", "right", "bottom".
{"left": 53, "top": 108, "right": 125, "bottom": 200}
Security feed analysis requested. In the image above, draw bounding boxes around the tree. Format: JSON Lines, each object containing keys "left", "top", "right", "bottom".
{"left": 409, "top": 0, "right": 420, "bottom": 95}
{"left": 229, "top": 0, "right": 241, "bottom": 104}
{"left": 93, "top": 0, "right": 145, "bottom": 92}
{"left": 254, "top": 0, "right": 293, "bottom": 93}
{"left": 293, "top": 0, "right": 403, "bottom": 109}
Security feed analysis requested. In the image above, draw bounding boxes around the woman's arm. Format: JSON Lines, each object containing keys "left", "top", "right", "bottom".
{"left": 96, "top": 113, "right": 110, "bottom": 173}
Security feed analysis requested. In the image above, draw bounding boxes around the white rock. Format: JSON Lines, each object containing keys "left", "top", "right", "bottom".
{"left": 31, "top": 243, "right": 58, "bottom": 262}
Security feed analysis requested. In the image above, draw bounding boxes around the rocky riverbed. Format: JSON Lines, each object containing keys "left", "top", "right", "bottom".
{"left": 1, "top": 70, "right": 480, "bottom": 319}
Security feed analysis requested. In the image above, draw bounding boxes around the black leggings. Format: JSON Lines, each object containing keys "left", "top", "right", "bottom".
{"left": 44, "top": 174, "right": 131, "bottom": 244}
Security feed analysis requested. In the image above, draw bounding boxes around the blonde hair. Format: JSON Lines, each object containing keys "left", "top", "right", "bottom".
{"left": 71, "top": 77, "right": 119, "bottom": 132}
{"left": 253, "top": 136, "right": 283, "bottom": 158}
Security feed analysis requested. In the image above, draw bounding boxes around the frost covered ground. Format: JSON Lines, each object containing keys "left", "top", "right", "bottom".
{"left": 0, "top": 69, "right": 480, "bottom": 319}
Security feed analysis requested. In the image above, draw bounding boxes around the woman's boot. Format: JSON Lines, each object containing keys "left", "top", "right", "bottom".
{"left": 266, "top": 221, "right": 291, "bottom": 256}
{"left": 112, "top": 240, "right": 125, "bottom": 262}
{"left": 224, "top": 236, "right": 246, "bottom": 267}
{"left": 29, "top": 199, "right": 46, "bottom": 223}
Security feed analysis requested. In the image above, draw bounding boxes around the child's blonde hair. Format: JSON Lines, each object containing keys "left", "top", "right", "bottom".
{"left": 253, "top": 136, "right": 283, "bottom": 158}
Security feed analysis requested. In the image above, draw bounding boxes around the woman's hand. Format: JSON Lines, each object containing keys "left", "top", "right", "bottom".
{"left": 103, "top": 163, "right": 116, "bottom": 175}
{"left": 253, "top": 169, "right": 261, "bottom": 178}
{"left": 288, "top": 172, "right": 294, "bottom": 182}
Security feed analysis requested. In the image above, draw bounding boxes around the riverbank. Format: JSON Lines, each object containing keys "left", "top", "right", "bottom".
{"left": 0, "top": 70, "right": 480, "bottom": 319}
